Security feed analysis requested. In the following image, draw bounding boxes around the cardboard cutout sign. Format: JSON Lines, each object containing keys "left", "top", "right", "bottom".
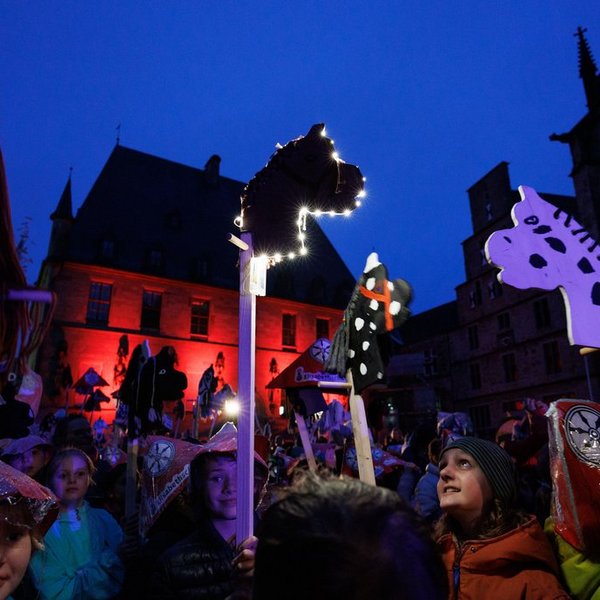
{"left": 485, "top": 186, "right": 600, "bottom": 348}
{"left": 139, "top": 436, "right": 203, "bottom": 535}
{"left": 266, "top": 338, "right": 347, "bottom": 390}
{"left": 547, "top": 399, "right": 600, "bottom": 554}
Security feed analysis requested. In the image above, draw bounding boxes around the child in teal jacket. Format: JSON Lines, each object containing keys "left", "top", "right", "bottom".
{"left": 30, "top": 448, "right": 124, "bottom": 599}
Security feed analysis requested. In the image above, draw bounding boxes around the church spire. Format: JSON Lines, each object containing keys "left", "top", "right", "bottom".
{"left": 50, "top": 170, "right": 73, "bottom": 221}
{"left": 47, "top": 170, "right": 74, "bottom": 260}
{"left": 576, "top": 26, "right": 600, "bottom": 109}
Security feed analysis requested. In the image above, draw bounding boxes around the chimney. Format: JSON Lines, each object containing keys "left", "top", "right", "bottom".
{"left": 204, "top": 154, "right": 221, "bottom": 187}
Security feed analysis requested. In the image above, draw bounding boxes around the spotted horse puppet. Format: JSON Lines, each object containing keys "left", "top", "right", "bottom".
{"left": 325, "top": 252, "right": 412, "bottom": 393}
{"left": 486, "top": 185, "right": 600, "bottom": 348}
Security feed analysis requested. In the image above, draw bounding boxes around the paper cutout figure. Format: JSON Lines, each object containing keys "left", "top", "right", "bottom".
{"left": 73, "top": 367, "right": 109, "bottom": 394}
{"left": 326, "top": 252, "right": 412, "bottom": 393}
{"left": 485, "top": 186, "right": 600, "bottom": 348}
{"left": 239, "top": 123, "right": 365, "bottom": 259}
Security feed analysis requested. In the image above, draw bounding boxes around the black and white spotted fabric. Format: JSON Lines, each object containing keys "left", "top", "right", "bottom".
{"left": 326, "top": 253, "right": 412, "bottom": 393}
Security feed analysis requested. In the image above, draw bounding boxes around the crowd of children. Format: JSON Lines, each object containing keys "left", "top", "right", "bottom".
{"left": 1, "top": 401, "right": 600, "bottom": 600}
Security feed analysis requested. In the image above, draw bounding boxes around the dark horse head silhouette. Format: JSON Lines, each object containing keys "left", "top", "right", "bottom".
{"left": 239, "top": 123, "right": 365, "bottom": 260}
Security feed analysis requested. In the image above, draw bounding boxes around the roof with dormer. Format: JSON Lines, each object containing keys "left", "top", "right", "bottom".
{"left": 52, "top": 144, "right": 354, "bottom": 308}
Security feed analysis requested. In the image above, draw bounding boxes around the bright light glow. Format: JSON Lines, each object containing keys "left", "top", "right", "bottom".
{"left": 288, "top": 252, "right": 296, "bottom": 259}
{"left": 298, "top": 232, "right": 306, "bottom": 241}
{"left": 314, "top": 209, "right": 322, "bottom": 217}
{"left": 332, "top": 152, "right": 340, "bottom": 161}
{"left": 344, "top": 209, "right": 352, "bottom": 216}
{"left": 329, "top": 211, "right": 336, "bottom": 217}
{"left": 274, "top": 253, "right": 282, "bottom": 262}
{"left": 279, "top": 405, "right": 285, "bottom": 416}
{"left": 224, "top": 399, "right": 240, "bottom": 417}
{"left": 321, "top": 127, "right": 327, "bottom": 137}
{"left": 355, "top": 200, "right": 362, "bottom": 207}
{"left": 357, "top": 189, "right": 367, "bottom": 199}
{"left": 362, "top": 176, "right": 367, "bottom": 182}
{"left": 300, "top": 247, "right": 308, "bottom": 256}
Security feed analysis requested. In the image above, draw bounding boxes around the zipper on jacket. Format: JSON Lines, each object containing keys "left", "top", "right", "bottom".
{"left": 452, "top": 541, "right": 463, "bottom": 600}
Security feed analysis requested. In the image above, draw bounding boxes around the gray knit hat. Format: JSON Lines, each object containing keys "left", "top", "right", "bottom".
{"left": 440, "top": 437, "right": 517, "bottom": 506}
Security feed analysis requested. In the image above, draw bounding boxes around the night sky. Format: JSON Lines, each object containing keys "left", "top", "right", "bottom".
{"left": 1, "top": 2, "right": 597, "bottom": 313}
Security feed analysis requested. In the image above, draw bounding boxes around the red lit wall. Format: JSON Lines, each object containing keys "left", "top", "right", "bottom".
{"left": 38, "top": 262, "right": 344, "bottom": 427}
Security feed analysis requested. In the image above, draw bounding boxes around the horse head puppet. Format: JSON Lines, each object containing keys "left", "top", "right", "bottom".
{"left": 239, "top": 124, "right": 365, "bottom": 260}
{"left": 486, "top": 186, "right": 600, "bottom": 348}
{"left": 325, "top": 252, "right": 412, "bottom": 393}
{"left": 130, "top": 345, "right": 188, "bottom": 435}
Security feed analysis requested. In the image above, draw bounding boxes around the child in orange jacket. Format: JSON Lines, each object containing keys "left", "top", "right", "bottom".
{"left": 435, "top": 437, "right": 569, "bottom": 600}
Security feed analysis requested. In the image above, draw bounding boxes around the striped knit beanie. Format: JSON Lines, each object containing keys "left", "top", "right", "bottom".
{"left": 440, "top": 437, "right": 517, "bottom": 506}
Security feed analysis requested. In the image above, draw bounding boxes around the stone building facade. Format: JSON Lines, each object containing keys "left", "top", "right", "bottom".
{"left": 393, "top": 28, "right": 600, "bottom": 437}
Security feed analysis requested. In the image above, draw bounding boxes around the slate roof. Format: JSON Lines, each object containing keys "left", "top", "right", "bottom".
{"left": 62, "top": 145, "right": 355, "bottom": 308}
{"left": 399, "top": 301, "right": 459, "bottom": 344}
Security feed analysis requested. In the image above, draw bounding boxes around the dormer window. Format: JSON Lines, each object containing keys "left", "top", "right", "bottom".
{"left": 145, "top": 248, "right": 164, "bottom": 274}
{"left": 149, "top": 250, "right": 162, "bottom": 268}
{"left": 165, "top": 210, "right": 182, "bottom": 231}
{"left": 101, "top": 239, "right": 114, "bottom": 259}
{"left": 485, "top": 202, "right": 493, "bottom": 221}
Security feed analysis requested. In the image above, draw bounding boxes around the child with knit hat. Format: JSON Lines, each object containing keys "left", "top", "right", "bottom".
{"left": 435, "top": 437, "right": 569, "bottom": 599}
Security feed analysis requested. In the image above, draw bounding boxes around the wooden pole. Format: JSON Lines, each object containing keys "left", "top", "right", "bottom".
{"left": 294, "top": 412, "right": 318, "bottom": 471}
{"left": 580, "top": 347, "right": 598, "bottom": 403}
{"left": 125, "top": 438, "right": 138, "bottom": 518}
{"left": 347, "top": 370, "right": 376, "bottom": 486}
{"left": 236, "top": 232, "right": 256, "bottom": 544}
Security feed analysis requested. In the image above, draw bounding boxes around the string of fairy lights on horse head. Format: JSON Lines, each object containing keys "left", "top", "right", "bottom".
{"left": 236, "top": 123, "right": 366, "bottom": 264}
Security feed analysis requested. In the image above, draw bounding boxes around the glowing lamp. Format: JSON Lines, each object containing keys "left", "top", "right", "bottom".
{"left": 224, "top": 398, "right": 240, "bottom": 417}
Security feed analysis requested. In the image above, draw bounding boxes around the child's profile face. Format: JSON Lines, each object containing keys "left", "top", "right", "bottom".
{"left": 8, "top": 447, "right": 50, "bottom": 478}
{"left": 0, "top": 521, "right": 32, "bottom": 600}
{"left": 50, "top": 455, "right": 91, "bottom": 509}
{"left": 437, "top": 448, "right": 492, "bottom": 527}
{"left": 203, "top": 456, "right": 237, "bottom": 521}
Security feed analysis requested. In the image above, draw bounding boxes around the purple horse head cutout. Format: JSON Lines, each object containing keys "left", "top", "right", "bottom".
{"left": 485, "top": 185, "right": 600, "bottom": 348}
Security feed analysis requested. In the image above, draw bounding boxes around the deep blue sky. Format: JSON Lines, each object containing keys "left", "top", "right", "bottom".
{"left": 1, "top": 2, "right": 597, "bottom": 314}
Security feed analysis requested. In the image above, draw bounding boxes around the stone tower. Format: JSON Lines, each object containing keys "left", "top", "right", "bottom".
{"left": 550, "top": 27, "right": 600, "bottom": 240}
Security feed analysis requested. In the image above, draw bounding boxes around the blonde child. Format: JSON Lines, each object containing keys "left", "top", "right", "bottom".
{"left": 30, "top": 448, "right": 124, "bottom": 599}
{"left": 435, "top": 437, "right": 569, "bottom": 599}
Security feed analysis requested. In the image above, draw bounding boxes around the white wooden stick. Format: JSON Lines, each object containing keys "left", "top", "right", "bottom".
{"left": 236, "top": 232, "right": 256, "bottom": 545}
{"left": 347, "top": 370, "right": 376, "bottom": 486}
{"left": 125, "top": 438, "right": 139, "bottom": 518}
{"left": 294, "top": 412, "right": 318, "bottom": 471}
